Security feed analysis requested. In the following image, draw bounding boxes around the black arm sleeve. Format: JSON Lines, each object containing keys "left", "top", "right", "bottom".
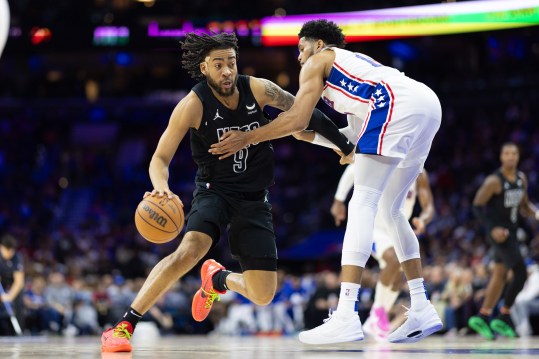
{"left": 307, "top": 108, "right": 355, "bottom": 155}
{"left": 473, "top": 205, "right": 493, "bottom": 231}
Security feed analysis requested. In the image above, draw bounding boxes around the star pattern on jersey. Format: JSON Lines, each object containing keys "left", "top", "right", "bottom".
{"left": 373, "top": 88, "right": 387, "bottom": 108}
{"left": 339, "top": 77, "right": 361, "bottom": 94}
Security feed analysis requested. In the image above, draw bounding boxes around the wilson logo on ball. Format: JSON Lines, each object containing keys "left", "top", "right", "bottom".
{"left": 135, "top": 195, "right": 184, "bottom": 244}
{"left": 141, "top": 203, "right": 168, "bottom": 227}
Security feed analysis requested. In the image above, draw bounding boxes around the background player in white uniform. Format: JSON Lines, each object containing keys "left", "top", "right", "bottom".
{"left": 294, "top": 114, "right": 435, "bottom": 341}
{"left": 210, "top": 19, "right": 443, "bottom": 344}
{"left": 0, "top": 0, "right": 9, "bottom": 57}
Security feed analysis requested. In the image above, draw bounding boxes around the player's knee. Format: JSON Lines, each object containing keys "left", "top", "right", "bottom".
{"left": 250, "top": 289, "right": 275, "bottom": 306}
{"left": 380, "top": 208, "right": 406, "bottom": 225}
{"left": 350, "top": 186, "right": 382, "bottom": 210}
{"left": 492, "top": 264, "right": 508, "bottom": 280}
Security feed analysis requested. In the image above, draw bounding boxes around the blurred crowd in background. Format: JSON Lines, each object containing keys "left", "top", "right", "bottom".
{"left": 1, "top": 0, "right": 539, "bottom": 338}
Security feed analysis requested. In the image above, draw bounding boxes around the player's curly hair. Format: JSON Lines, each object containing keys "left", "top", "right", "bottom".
{"left": 298, "top": 19, "right": 346, "bottom": 48}
{"left": 181, "top": 32, "right": 239, "bottom": 80}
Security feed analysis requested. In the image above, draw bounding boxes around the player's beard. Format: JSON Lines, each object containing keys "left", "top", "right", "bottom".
{"left": 207, "top": 74, "right": 238, "bottom": 97}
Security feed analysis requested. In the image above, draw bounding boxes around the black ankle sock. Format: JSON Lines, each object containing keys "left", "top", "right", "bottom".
{"left": 116, "top": 307, "right": 143, "bottom": 330}
{"left": 212, "top": 270, "right": 232, "bottom": 292}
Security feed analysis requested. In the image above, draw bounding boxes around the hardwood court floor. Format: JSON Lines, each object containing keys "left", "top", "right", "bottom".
{"left": 0, "top": 334, "right": 538, "bottom": 359}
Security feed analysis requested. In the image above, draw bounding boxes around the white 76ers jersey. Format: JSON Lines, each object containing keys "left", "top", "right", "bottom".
{"left": 321, "top": 47, "right": 402, "bottom": 119}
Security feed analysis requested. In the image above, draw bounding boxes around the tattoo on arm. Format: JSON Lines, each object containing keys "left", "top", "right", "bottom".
{"left": 264, "top": 80, "right": 294, "bottom": 110}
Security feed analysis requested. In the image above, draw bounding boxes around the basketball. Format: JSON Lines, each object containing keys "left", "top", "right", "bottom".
{"left": 135, "top": 195, "right": 184, "bottom": 244}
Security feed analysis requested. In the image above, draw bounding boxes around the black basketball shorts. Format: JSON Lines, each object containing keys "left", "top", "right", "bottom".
{"left": 185, "top": 183, "right": 277, "bottom": 272}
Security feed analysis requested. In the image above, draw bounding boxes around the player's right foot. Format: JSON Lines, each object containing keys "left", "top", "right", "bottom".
{"left": 101, "top": 321, "right": 133, "bottom": 352}
{"left": 192, "top": 259, "right": 226, "bottom": 322}
{"left": 468, "top": 314, "right": 494, "bottom": 340}
{"left": 363, "top": 306, "right": 390, "bottom": 341}
{"left": 490, "top": 313, "right": 517, "bottom": 338}
{"left": 298, "top": 310, "right": 364, "bottom": 345}
{"left": 388, "top": 302, "right": 443, "bottom": 343}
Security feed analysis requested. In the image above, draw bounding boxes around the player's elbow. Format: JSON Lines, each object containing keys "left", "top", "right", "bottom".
{"left": 292, "top": 120, "right": 309, "bottom": 133}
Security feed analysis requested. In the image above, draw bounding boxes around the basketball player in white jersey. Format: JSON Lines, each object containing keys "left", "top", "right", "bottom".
{"left": 0, "top": 0, "right": 9, "bottom": 57}
{"left": 293, "top": 113, "right": 435, "bottom": 341}
{"left": 210, "top": 19, "right": 443, "bottom": 344}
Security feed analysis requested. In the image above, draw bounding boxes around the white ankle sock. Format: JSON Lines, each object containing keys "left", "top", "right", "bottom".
{"left": 408, "top": 278, "right": 429, "bottom": 310}
{"left": 335, "top": 282, "right": 360, "bottom": 316}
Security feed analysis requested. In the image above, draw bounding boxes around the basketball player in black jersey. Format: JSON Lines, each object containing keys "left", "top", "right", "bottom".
{"left": 101, "top": 32, "right": 353, "bottom": 352}
{"left": 468, "top": 142, "right": 539, "bottom": 340}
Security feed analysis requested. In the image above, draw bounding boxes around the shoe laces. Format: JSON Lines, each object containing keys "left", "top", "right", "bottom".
{"left": 402, "top": 305, "right": 410, "bottom": 318}
{"left": 202, "top": 288, "right": 221, "bottom": 309}
{"left": 323, "top": 309, "right": 334, "bottom": 323}
{"left": 112, "top": 323, "right": 132, "bottom": 339}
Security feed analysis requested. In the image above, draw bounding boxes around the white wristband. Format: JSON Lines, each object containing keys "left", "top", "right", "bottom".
{"left": 535, "top": 210, "right": 539, "bottom": 221}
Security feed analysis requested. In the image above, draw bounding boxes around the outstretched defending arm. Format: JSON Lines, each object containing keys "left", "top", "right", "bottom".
{"left": 210, "top": 52, "right": 328, "bottom": 159}
{"left": 250, "top": 77, "right": 354, "bottom": 155}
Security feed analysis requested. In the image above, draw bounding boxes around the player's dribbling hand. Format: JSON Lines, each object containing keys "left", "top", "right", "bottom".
{"left": 209, "top": 130, "right": 248, "bottom": 159}
{"left": 144, "top": 189, "right": 184, "bottom": 207}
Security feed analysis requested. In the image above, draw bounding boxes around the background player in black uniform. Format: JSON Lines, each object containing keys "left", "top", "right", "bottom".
{"left": 468, "top": 142, "right": 539, "bottom": 339}
{"left": 0, "top": 235, "right": 25, "bottom": 336}
{"left": 101, "top": 32, "right": 353, "bottom": 353}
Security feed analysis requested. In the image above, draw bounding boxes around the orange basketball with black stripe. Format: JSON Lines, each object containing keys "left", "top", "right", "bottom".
{"left": 134, "top": 195, "right": 184, "bottom": 244}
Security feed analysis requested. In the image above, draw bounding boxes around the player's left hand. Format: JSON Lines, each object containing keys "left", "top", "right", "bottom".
{"left": 412, "top": 217, "right": 425, "bottom": 235}
{"left": 209, "top": 130, "right": 249, "bottom": 159}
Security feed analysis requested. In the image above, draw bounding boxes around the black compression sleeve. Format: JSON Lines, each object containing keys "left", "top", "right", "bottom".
{"left": 307, "top": 108, "right": 354, "bottom": 155}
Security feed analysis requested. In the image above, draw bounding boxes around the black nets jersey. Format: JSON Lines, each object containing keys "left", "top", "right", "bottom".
{"left": 486, "top": 169, "right": 525, "bottom": 231}
{"left": 190, "top": 75, "right": 275, "bottom": 192}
